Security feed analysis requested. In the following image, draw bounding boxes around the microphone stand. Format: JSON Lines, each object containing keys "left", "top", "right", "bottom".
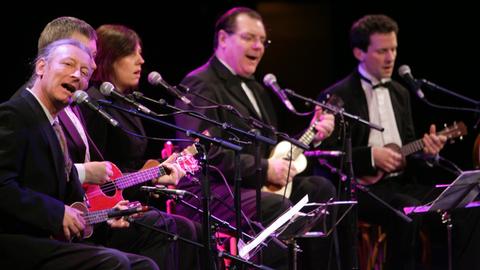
{"left": 419, "top": 79, "right": 480, "bottom": 129}
{"left": 161, "top": 192, "right": 268, "bottom": 246}
{"left": 97, "top": 100, "right": 242, "bottom": 152}
{"left": 283, "top": 88, "right": 415, "bottom": 269}
{"left": 127, "top": 217, "right": 274, "bottom": 270}
{"left": 173, "top": 88, "right": 312, "bottom": 267}
{"left": 254, "top": 134, "right": 263, "bottom": 264}
{"left": 283, "top": 89, "right": 384, "bottom": 132}
{"left": 420, "top": 79, "right": 480, "bottom": 106}
{"left": 343, "top": 118, "right": 359, "bottom": 270}
{"left": 134, "top": 96, "right": 278, "bottom": 254}
{"left": 135, "top": 94, "right": 309, "bottom": 252}
{"left": 173, "top": 89, "right": 309, "bottom": 150}
{"left": 97, "top": 100, "right": 241, "bottom": 269}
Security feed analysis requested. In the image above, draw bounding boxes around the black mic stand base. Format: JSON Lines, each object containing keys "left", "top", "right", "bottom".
{"left": 128, "top": 217, "right": 272, "bottom": 270}
{"left": 354, "top": 183, "right": 413, "bottom": 223}
{"left": 127, "top": 217, "right": 203, "bottom": 249}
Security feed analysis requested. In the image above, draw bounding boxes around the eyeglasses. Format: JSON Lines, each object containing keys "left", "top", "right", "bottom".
{"left": 230, "top": 32, "right": 271, "bottom": 48}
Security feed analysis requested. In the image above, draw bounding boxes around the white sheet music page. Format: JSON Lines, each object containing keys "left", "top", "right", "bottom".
{"left": 238, "top": 195, "right": 309, "bottom": 259}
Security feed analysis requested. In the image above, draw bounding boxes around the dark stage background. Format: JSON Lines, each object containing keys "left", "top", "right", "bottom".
{"left": 4, "top": 1, "right": 478, "bottom": 174}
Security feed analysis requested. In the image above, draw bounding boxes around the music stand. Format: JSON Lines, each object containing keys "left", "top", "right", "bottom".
{"left": 238, "top": 195, "right": 356, "bottom": 270}
{"left": 404, "top": 170, "right": 480, "bottom": 270}
{"left": 430, "top": 170, "right": 480, "bottom": 211}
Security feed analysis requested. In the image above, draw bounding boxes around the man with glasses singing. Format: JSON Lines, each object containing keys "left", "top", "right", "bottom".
{"left": 174, "top": 7, "right": 336, "bottom": 270}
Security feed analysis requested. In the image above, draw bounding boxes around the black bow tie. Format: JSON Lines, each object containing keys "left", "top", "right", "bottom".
{"left": 236, "top": 75, "right": 257, "bottom": 84}
{"left": 359, "top": 74, "right": 391, "bottom": 89}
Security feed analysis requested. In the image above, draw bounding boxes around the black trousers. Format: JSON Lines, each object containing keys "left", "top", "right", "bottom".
{"left": 100, "top": 209, "right": 177, "bottom": 270}
{"left": 354, "top": 179, "right": 434, "bottom": 270}
{"left": 452, "top": 207, "right": 480, "bottom": 269}
{"left": 0, "top": 233, "right": 157, "bottom": 270}
{"left": 97, "top": 209, "right": 201, "bottom": 270}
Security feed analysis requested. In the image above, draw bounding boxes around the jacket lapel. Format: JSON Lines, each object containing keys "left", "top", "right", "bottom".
{"left": 350, "top": 71, "right": 370, "bottom": 121}
{"left": 249, "top": 82, "right": 273, "bottom": 125}
{"left": 211, "top": 57, "right": 264, "bottom": 120}
{"left": 58, "top": 109, "right": 86, "bottom": 161}
{"left": 22, "top": 92, "right": 66, "bottom": 198}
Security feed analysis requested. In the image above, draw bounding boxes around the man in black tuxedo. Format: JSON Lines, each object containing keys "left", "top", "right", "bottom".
{"left": 317, "top": 14, "right": 447, "bottom": 269}
{"left": 0, "top": 39, "right": 157, "bottom": 270}
{"left": 174, "top": 7, "right": 336, "bottom": 270}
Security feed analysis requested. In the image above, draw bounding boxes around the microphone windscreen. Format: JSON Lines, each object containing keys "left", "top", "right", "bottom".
{"left": 72, "top": 90, "right": 88, "bottom": 104}
{"left": 398, "top": 65, "right": 411, "bottom": 77}
{"left": 147, "top": 71, "right": 162, "bottom": 85}
{"left": 100, "top": 82, "right": 115, "bottom": 96}
{"left": 263, "top": 73, "right": 276, "bottom": 86}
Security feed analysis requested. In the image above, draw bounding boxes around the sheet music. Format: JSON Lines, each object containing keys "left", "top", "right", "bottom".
{"left": 239, "top": 195, "right": 309, "bottom": 259}
{"left": 403, "top": 170, "right": 480, "bottom": 214}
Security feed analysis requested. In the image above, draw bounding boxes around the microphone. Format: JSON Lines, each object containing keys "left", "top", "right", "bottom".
{"left": 147, "top": 71, "right": 191, "bottom": 105}
{"left": 72, "top": 90, "right": 119, "bottom": 127}
{"left": 263, "top": 73, "right": 296, "bottom": 112}
{"left": 99, "top": 82, "right": 152, "bottom": 114}
{"left": 140, "top": 185, "right": 189, "bottom": 198}
{"left": 107, "top": 205, "right": 151, "bottom": 218}
{"left": 304, "top": 150, "right": 345, "bottom": 157}
{"left": 398, "top": 65, "right": 425, "bottom": 99}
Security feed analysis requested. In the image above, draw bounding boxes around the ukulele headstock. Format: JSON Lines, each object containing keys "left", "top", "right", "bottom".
{"left": 440, "top": 121, "right": 468, "bottom": 144}
{"left": 176, "top": 144, "right": 200, "bottom": 175}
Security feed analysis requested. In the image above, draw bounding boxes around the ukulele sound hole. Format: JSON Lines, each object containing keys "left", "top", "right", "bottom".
{"left": 100, "top": 181, "right": 117, "bottom": 196}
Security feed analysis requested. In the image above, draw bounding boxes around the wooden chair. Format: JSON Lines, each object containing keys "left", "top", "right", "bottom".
{"left": 357, "top": 221, "right": 431, "bottom": 270}
{"left": 358, "top": 221, "right": 387, "bottom": 270}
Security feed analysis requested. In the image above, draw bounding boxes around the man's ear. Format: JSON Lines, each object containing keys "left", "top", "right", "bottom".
{"left": 218, "top": 29, "right": 229, "bottom": 49}
{"left": 35, "top": 58, "right": 47, "bottom": 78}
{"left": 353, "top": 47, "right": 365, "bottom": 62}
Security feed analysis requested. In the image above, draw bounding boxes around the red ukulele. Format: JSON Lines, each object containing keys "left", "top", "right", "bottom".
{"left": 84, "top": 145, "right": 199, "bottom": 211}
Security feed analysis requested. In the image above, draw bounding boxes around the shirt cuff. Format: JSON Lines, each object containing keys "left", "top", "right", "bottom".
{"left": 74, "top": 163, "right": 86, "bottom": 184}
{"left": 312, "top": 140, "right": 322, "bottom": 148}
{"left": 370, "top": 147, "right": 375, "bottom": 168}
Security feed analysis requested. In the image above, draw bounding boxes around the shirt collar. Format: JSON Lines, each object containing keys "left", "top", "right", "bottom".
{"left": 26, "top": 88, "right": 57, "bottom": 125}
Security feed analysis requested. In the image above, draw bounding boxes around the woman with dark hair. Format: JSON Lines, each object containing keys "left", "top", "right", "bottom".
{"left": 87, "top": 24, "right": 147, "bottom": 171}
{"left": 82, "top": 24, "right": 201, "bottom": 270}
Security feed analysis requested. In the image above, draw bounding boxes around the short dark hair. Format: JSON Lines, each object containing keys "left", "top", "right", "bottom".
{"left": 38, "top": 16, "right": 96, "bottom": 53}
{"left": 91, "top": 24, "right": 141, "bottom": 84}
{"left": 213, "top": 7, "right": 263, "bottom": 49}
{"left": 350, "top": 14, "right": 398, "bottom": 51}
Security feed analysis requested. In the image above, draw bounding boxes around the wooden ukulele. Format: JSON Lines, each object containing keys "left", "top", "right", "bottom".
{"left": 358, "top": 122, "right": 468, "bottom": 185}
{"left": 262, "top": 121, "right": 318, "bottom": 198}
{"left": 56, "top": 201, "right": 149, "bottom": 241}
{"left": 84, "top": 145, "right": 199, "bottom": 211}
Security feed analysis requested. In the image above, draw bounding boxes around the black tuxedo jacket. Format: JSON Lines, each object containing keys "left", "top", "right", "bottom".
{"left": 320, "top": 69, "right": 416, "bottom": 177}
{"left": 13, "top": 85, "right": 102, "bottom": 164}
{"left": 175, "top": 56, "right": 277, "bottom": 188}
{"left": 0, "top": 91, "right": 83, "bottom": 237}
